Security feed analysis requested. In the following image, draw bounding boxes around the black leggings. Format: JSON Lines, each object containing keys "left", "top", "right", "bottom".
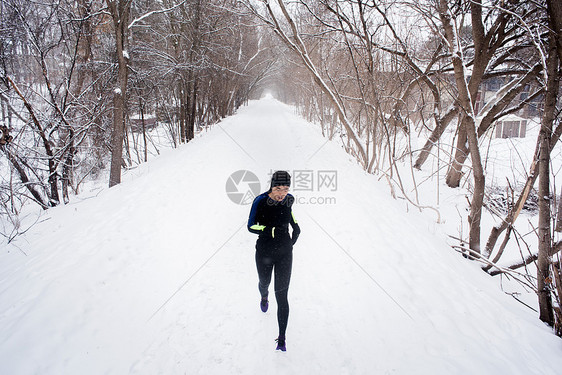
{"left": 255, "top": 246, "right": 293, "bottom": 338}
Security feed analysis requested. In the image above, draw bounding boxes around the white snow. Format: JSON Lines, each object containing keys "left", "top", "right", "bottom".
{"left": 1, "top": 97, "right": 561, "bottom": 374}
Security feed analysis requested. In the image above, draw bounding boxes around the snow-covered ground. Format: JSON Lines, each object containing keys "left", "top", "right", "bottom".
{"left": 1, "top": 97, "right": 561, "bottom": 374}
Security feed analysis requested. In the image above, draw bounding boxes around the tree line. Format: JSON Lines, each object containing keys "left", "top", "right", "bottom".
{"left": 0, "top": 0, "right": 278, "bottom": 211}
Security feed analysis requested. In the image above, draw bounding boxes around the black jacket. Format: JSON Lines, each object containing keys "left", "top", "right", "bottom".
{"left": 247, "top": 191, "right": 300, "bottom": 245}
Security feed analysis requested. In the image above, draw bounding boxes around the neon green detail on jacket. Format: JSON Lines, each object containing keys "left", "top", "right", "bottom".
{"left": 250, "top": 224, "right": 266, "bottom": 231}
{"left": 250, "top": 224, "right": 276, "bottom": 237}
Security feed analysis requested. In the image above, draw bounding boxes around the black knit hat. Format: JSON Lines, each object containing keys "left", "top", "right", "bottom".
{"left": 270, "top": 170, "right": 291, "bottom": 188}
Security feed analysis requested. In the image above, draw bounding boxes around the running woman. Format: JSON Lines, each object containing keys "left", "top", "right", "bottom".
{"left": 247, "top": 170, "right": 301, "bottom": 351}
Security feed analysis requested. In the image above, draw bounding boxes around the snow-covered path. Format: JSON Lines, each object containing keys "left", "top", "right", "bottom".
{"left": 1, "top": 97, "right": 561, "bottom": 374}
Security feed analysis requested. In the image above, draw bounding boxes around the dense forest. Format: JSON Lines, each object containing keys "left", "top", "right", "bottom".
{"left": 1, "top": 0, "right": 561, "bottom": 337}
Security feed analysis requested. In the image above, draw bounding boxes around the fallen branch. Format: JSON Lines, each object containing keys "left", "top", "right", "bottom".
{"left": 489, "top": 254, "right": 538, "bottom": 277}
{"left": 450, "top": 243, "right": 537, "bottom": 290}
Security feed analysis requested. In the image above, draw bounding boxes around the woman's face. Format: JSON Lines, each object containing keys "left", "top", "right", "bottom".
{"left": 270, "top": 186, "right": 289, "bottom": 201}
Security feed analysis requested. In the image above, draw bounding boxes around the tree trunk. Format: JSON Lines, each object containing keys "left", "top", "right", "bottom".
{"left": 538, "top": 126, "right": 554, "bottom": 325}
{"left": 107, "top": 0, "right": 131, "bottom": 188}
{"left": 179, "top": 82, "right": 187, "bottom": 143}
{"left": 186, "top": 0, "right": 201, "bottom": 142}
{"left": 549, "top": 0, "right": 562, "bottom": 234}
{"left": 61, "top": 139, "right": 76, "bottom": 205}
{"left": 140, "top": 97, "right": 148, "bottom": 163}
{"left": 548, "top": 0, "right": 562, "bottom": 63}
{"left": 110, "top": 83, "right": 126, "bottom": 187}
{"left": 537, "top": 4, "right": 560, "bottom": 326}
{"left": 414, "top": 107, "right": 458, "bottom": 169}
{"left": 445, "top": 118, "right": 468, "bottom": 188}
{"left": 553, "top": 261, "right": 562, "bottom": 336}
{"left": 466, "top": 129, "right": 486, "bottom": 254}
{"left": 185, "top": 74, "right": 193, "bottom": 141}
{"left": 188, "top": 78, "right": 198, "bottom": 141}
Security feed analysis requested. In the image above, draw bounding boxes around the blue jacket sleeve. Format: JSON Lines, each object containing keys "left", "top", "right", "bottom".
{"left": 248, "top": 194, "right": 267, "bottom": 235}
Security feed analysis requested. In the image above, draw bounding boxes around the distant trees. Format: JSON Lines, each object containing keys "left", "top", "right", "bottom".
{"left": 104, "top": 0, "right": 277, "bottom": 185}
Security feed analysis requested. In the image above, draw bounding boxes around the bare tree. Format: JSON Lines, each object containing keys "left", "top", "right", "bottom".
{"left": 432, "top": 0, "right": 485, "bottom": 254}
{"left": 1, "top": 0, "right": 105, "bottom": 207}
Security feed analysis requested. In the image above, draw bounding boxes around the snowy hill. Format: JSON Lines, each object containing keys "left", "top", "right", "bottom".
{"left": 1, "top": 97, "right": 561, "bottom": 374}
